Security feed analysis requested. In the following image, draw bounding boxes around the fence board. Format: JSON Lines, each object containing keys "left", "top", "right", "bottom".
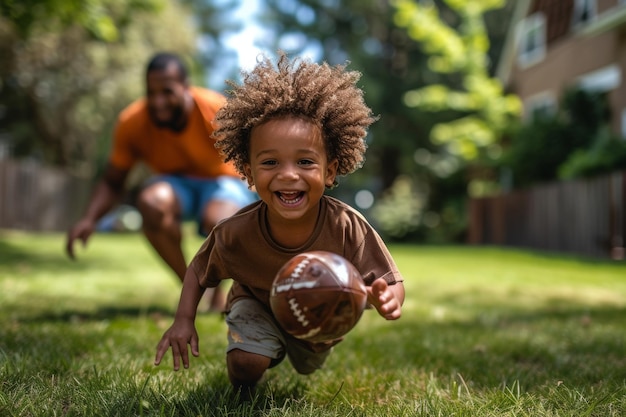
{"left": 0, "top": 159, "right": 91, "bottom": 232}
{"left": 469, "top": 170, "right": 626, "bottom": 259}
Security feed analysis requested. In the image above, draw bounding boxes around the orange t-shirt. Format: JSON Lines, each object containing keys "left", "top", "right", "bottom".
{"left": 109, "top": 87, "right": 238, "bottom": 178}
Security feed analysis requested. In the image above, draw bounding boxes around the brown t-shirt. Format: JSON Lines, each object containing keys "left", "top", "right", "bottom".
{"left": 188, "top": 195, "right": 403, "bottom": 311}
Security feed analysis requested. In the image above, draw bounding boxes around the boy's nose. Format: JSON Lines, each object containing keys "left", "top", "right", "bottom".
{"left": 278, "top": 164, "right": 299, "bottom": 180}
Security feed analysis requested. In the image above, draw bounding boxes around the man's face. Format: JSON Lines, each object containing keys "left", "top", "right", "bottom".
{"left": 146, "top": 63, "right": 187, "bottom": 129}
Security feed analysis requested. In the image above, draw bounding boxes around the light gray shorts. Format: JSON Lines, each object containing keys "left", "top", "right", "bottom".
{"left": 225, "top": 298, "right": 333, "bottom": 374}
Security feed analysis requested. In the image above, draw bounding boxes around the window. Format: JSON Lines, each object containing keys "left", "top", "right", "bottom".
{"left": 573, "top": 0, "right": 596, "bottom": 26}
{"left": 517, "top": 13, "right": 546, "bottom": 68}
{"left": 577, "top": 65, "right": 621, "bottom": 93}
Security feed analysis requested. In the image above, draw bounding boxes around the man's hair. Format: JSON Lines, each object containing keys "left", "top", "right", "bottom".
{"left": 146, "top": 52, "right": 188, "bottom": 81}
{"left": 213, "top": 52, "right": 377, "bottom": 179}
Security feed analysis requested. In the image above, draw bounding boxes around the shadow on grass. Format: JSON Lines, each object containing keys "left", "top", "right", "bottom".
{"left": 7, "top": 304, "right": 176, "bottom": 324}
{"left": 0, "top": 238, "right": 116, "bottom": 273}
{"left": 344, "top": 304, "right": 626, "bottom": 389}
{"left": 96, "top": 373, "right": 309, "bottom": 417}
{"left": 163, "top": 378, "right": 309, "bottom": 416}
{"left": 0, "top": 308, "right": 175, "bottom": 378}
{"left": 4, "top": 300, "right": 625, "bottom": 392}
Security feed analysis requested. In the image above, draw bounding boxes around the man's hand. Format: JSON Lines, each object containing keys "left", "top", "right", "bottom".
{"left": 66, "top": 219, "right": 96, "bottom": 259}
{"left": 66, "top": 164, "right": 129, "bottom": 260}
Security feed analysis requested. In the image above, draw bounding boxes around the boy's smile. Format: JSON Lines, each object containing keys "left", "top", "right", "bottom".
{"left": 276, "top": 190, "right": 305, "bottom": 206}
{"left": 244, "top": 116, "right": 338, "bottom": 233}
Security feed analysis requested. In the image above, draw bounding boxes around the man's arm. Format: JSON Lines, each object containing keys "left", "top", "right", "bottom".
{"left": 66, "top": 164, "right": 129, "bottom": 259}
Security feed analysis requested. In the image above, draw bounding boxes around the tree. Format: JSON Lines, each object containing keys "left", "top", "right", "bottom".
{"left": 393, "top": 0, "right": 521, "bottom": 161}
{"left": 0, "top": 0, "right": 160, "bottom": 41}
{"left": 256, "top": 0, "right": 515, "bottom": 241}
{"left": 260, "top": 0, "right": 438, "bottom": 192}
{"left": 0, "top": 0, "right": 199, "bottom": 176}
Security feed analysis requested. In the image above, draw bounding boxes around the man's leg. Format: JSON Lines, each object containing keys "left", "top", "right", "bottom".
{"left": 198, "top": 176, "right": 257, "bottom": 312}
{"left": 136, "top": 181, "right": 187, "bottom": 282}
{"left": 199, "top": 199, "right": 242, "bottom": 311}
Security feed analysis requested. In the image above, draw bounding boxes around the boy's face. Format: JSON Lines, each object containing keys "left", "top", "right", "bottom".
{"left": 244, "top": 116, "right": 338, "bottom": 224}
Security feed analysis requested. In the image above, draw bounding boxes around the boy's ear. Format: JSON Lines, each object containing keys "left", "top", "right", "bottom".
{"left": 325, "top": 159, "right": 339, "bottom": 188}
{"left": 243, "top": 163, "right": 254, "bottom": 188}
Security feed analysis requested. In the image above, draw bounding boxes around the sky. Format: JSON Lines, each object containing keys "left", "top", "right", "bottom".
{"left": 223, "top": 0, "right": 270, "bottom": 71}
{"left": 203, "top": 0, "right": 271, "bottom": 90}
{"left": 206, "top": 0, "right": 322, "bottom": 90}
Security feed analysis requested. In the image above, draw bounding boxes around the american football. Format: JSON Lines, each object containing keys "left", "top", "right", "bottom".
{"left": 269, "top": 251, "right": 367, "bottom": 342}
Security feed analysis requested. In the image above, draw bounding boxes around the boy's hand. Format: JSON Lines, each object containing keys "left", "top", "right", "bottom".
{"left": 154, "top": 319, "right": 199, "bottom": 370}
{"left": 367, "top": 278, "right": 402, "bottom": 320}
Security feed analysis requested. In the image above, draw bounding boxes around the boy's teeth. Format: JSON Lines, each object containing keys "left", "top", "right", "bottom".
{"left": 279, "top": 191, "right": 302, "bottom": 203}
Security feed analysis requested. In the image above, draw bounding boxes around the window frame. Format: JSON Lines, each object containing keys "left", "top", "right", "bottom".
{"left": 517, "top": 12, "right": 546, "bottom": 68}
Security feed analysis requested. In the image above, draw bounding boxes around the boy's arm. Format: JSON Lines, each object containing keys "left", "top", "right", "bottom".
{"left": 367, "top": 278, "right": 404, "bottom": 320}
{"left": 154, "top": 268, "right": 206, "bottom": 370}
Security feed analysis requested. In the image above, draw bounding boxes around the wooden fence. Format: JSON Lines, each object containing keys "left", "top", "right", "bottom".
{"left": 0, "top": 159, "right": 91, "bottom": 232}
{"left": 2, "top": 158, "right": 626, "bottom": 260}
{"left": 468, "top": 170, "right": 626, "bottom": 259}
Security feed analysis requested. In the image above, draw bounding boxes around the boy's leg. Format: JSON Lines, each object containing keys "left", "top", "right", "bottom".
{"left": 227, "top": 349, "right": 271, "bottom": 391}
{"left": 225, "top": 298, "right": 287, "bottom": 390}
{"left": 285, "top": 338, "right": 334, "bottom": 375}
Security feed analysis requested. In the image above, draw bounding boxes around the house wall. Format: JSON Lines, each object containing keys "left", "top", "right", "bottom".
{"left": 598, "top": 0, "right": 618, "bottom": 14}
{"left": 509, "top": 0, "right": 626, "bottom": 135}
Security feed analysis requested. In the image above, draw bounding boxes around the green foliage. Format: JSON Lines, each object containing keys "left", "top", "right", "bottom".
{"left": 500, "top": 118, "right": 579, "bottom": 188}
{"left": 393, "top": 0, "right": 522, "bottom": 160}
{"left": 502, "top": 87, "right": 622, "bottom": 188}
{"left": 253, "top": 0, "right": 518, "bottom": 245}
{"left": 1, "top": 233, "right": 626, "bottom": 416}
{"left": 0, "top": 0, "right": 198, "bottom": 173}
{"left": 0, "top": 0, "right": 164, "bottom": 41}
{"left": 261, "top": 0, "right": 437, "bottom": 190}
{"left": 178, "top": 0, "right": 242, "bottom": 83}
{"left": 371, "top": 175, "right": 426, "bottom": 239}
{"left": 559, "top": 128, "right": 626, "bottom": 179}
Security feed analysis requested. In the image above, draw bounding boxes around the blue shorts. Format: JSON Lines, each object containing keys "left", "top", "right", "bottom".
{"left": 150, "top": 175, "right": 256, "bottom": 234}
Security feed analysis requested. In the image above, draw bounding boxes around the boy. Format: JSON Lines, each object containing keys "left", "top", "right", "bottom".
{"left": 154, "top": 52, "right": 405, "bottom": 393}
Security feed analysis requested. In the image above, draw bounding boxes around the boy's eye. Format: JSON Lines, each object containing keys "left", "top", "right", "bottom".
{"left": 260, "top": 160, "right": 277, "bottom": 166}
{"left": 299, "top": 159, "right": 314, "bottom": 165}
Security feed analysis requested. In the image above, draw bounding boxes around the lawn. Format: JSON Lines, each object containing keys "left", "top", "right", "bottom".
{"left": 1, "top": 229, "right": 625, "bottom": 416}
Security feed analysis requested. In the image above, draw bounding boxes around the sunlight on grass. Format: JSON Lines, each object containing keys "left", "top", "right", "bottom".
{"left": 1, "top": 231, "right": 625, "bottom": 416}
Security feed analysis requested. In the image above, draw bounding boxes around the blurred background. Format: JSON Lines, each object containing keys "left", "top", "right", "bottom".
{"left": 1, "top": 0, "right": 626, "bottom": 259}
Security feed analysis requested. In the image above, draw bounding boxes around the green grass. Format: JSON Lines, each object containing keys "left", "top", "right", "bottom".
{"left": 1, "top": 229, "right": 625, "bottom": 416}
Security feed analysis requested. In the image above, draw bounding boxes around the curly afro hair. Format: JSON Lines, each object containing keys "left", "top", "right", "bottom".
{"left": 213, "top": 52, "right": 377, "bottom": 183}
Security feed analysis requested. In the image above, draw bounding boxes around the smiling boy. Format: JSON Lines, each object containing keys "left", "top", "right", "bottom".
{"left": 154, "top": 52, "right": 405, "bottom": 394}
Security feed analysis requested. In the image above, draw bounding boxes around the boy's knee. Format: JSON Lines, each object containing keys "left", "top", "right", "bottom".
{"left": 227, "top": 349, "right": 271, "bottom": 387}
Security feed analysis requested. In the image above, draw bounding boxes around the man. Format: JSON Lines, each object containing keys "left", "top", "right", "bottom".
{"left": 66, "top": 52, "right": 255, "bottom": 312}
